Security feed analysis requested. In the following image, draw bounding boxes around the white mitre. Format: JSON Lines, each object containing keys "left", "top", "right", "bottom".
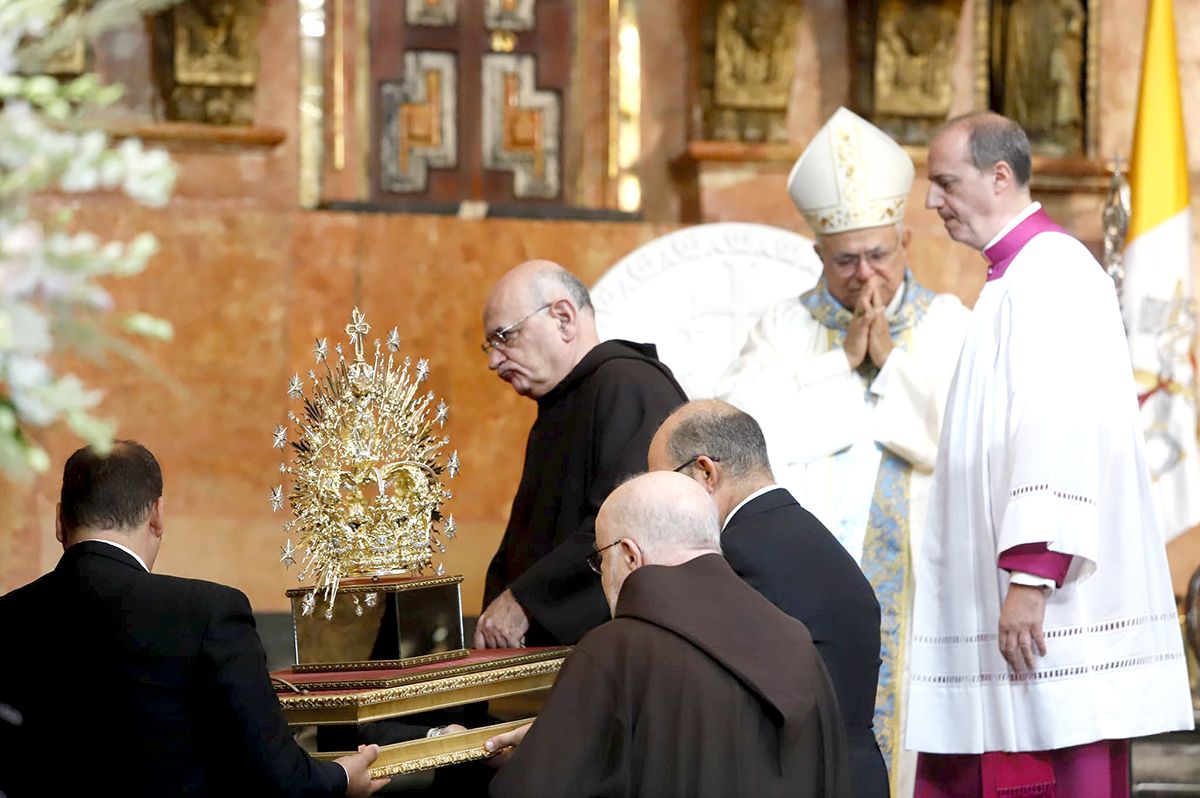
{"left": 787, "top": 107, "right": 914, "bottom": 235}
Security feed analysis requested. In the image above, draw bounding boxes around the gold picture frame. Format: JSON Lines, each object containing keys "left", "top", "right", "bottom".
{"left": 314, "top": 718, "right": 533, "bottom": 777}
{"left": 275, "top": 648, "right": 568, "bottom": 725}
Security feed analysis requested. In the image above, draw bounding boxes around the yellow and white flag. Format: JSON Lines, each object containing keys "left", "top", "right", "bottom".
{"left": 1125, "top": 0, "right": 1200, "bottom": 540}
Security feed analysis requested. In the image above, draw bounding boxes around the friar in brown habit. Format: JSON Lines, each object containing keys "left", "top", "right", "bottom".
{"left": 486, "top": 471, "right": 851, "bottom": 798}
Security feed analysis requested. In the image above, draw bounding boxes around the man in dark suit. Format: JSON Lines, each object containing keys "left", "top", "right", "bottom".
{"left": 649, "top": 400, "right": 889, "bottom": 798}
{"left": 0, "top": 441, "right": 386, "bottom": 798}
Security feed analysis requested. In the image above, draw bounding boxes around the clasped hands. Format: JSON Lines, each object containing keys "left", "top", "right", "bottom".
{"left": 844, "top": 279, "right": 894, "bottom": 370}
{"left": 474, "top": 588, "right": 530, "bottom": 649}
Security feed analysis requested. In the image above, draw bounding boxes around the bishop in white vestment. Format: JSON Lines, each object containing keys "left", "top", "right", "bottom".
{"left": 717, "top": 107, "right": 971, "bottom": 795}
{"left": 908, "top": 112, "right": 1192, "bottom": 798}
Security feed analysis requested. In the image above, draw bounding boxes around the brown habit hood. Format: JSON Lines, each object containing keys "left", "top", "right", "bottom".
{"left": 617, "top": 553, "right": 826, "bottom": 728}
{"left": 490, "top": 553, "right": 852, "bottom": 798}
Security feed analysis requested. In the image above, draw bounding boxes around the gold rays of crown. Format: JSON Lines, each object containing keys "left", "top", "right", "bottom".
{"left": 271, "top": 308, "right": 460, "bottom": 620}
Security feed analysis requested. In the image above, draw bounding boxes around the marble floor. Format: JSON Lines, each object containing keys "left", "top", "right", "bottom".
{"left": 1133, "top": 716, "right": 1200, "bottom": 797}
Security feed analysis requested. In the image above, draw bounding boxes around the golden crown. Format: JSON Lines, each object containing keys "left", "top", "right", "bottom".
{"left": 272, "top": 308, "right": 459, "bottom": 619}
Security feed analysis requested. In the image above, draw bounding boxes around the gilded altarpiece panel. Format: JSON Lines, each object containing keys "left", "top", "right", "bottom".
{"left": 302, "top": 0, "right": 637, "bottom": 212}
{"left": 981, "top": 0, "right": 1097, "bottom": 156}
{"left": 699, "top": 0, "right": 801, "bottom": 143}
{"left": 848, "top": 0, "right": 963, "bottom": 146}
{"left": 153, "top": 0, "right": 264, "bottom": 126}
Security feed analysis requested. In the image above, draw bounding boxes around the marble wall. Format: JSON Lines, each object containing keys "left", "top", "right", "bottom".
{"left": 6, "top": 0, "right": 1200, "bottom": 612}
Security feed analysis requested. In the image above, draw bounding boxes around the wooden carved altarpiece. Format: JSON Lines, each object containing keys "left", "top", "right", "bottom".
{"left": 301, "top": 0, "right": 641, "bottom": 213}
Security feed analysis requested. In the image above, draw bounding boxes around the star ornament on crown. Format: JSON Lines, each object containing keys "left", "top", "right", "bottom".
{"left": 272, "top": 308, "right": 460, "bottom": 620}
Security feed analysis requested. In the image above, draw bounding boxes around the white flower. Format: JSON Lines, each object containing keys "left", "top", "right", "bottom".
{"left": 0, "top": 2, "right": 179, "bottom": 480}
{"left": 97, "top": 148, "right": 125, "bottom": 187}
{"left": 111, "top": 233, "right": 158, "bottom": 276}
{"left": 24, "top": 443, "right": 50, "bottom": 474}
{"left": 59, "top": 162, "right": 99, "bottom": 193}
{"left": 59, "top": 131, "right": 109, "bottom": 193}
{"left": 77, "top": 283, "right": 113, "bottom": 311}
{"left": 122, "top": 312, "right": 173, "bottom": 341}
{"left": 5, "top": 303, "right": 51, "bottom": 355}
{"left": 0, "top": 221, "right": 47, "bottom": 299}
{"left": 10, "top": 370, "right": 104, "bottom": 428}
{"left": 9, "top": 392, "right": 57, "bottom": 428}
{"left": 6, "top": 355, "right": 52, "bottom": 390}
{"left": 0, "top": 37, "right": 18, "bottom": 76}
{"left": 119, "top": 139, "right": 175, "bottom": 206}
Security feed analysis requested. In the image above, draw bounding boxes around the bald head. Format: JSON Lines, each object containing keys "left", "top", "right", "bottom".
{"left": 594, "top": 472, "right": 722, "bottom": 614}
{"left": 598, "top": 471, "right": 722, "bottom": 560}
{"left": 485, "top": 260, "right": 594, "bottom": 321}
{"left": 482, "top": 260, "right": 600, "bottom": 398}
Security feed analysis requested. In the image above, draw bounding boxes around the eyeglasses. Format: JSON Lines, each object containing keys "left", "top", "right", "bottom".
{"left": 830, "top": 246, "right": 898, "bottom": 271}
{"left": 672, "top": 454, "right": 719, "bottom": 474}
{"left": 586, "top": 539, "right": 622, "bottom": 574}
{"left": 481, "top": 303, "right": 553, "bottom": 354}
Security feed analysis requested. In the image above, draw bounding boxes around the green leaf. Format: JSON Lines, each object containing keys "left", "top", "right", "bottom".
{"left": 63, "top": 73, "right": 100, "bottom": 101}
{"left": 42, "top": 98, "right": 71, "bottom": 120}
{"left": 0, "top": 75, "right": 24, "bottom": 97}
{"left": 22, "top": 75, "right": 60, "bottom": 102}
{"left": 91, "top": 83, "right": 125, "bottom": 107}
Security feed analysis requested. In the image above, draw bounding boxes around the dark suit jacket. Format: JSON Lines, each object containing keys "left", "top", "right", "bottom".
{"left": 0, "top": 541, "right": 346, "bottom": 798}
{"left": 723, "top": 488, "right": 889, "bottom": 798}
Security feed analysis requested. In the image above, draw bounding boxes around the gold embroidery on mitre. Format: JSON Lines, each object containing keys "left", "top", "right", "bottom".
{"left": 794, "top": 109, "right": 913, "bottom": 236}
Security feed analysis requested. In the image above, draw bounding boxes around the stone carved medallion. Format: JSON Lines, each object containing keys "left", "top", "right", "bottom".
{"left": 593, "top": 223, "right": 822, "bottom": 399}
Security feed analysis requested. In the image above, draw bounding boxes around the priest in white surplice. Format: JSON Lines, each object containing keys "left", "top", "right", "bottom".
{"left": 908, "top": 111, "right": 1192, "bottom": 798}
{"left": 716, "top": 107, "right": 971, "bottom": 795}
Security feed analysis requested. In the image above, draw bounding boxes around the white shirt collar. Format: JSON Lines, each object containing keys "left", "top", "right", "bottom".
{"left": 983, "top": 201, "right": 1041, "bottom": 252}
{"left": 722, "top": 484, "right": 785, "bottom": 531}
{"left": 87, "top": 538, "right": 150, "bottom": 572}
